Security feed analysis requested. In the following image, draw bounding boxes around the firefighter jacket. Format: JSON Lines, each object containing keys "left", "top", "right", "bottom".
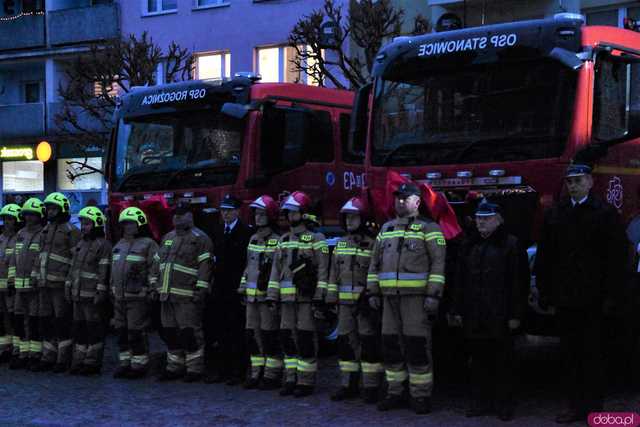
{"left": 238, "top": 227, "right": 280, "bottom": 303}
{"left": 367, "top": 216, "right": 446, "bottom": 298}
{"left": 154, "top": 227, "right": 213, "bottom": 302}
{"left": 11, "top": 225, "right": 43, "bottom": 293}
{"left": 267, "top": 224, "right": 329, "bottom": 303}
{"left": 36, "top": 221, "right": 81, "bottom": 288}
{"left": 0, "top": 231, "right": 17, "bottom": 292}
{"left": 66, "top": 237, "right": 112, "bottom": 300}
{"left": 326, "top": 232, "right": 375, "bottom": 305}
{"left": 111, "top": 237, "right": 159, "bottom": 301}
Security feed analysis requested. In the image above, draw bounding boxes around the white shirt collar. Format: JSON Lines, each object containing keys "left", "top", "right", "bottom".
{"left": 224, "top": 218, "right": 238, "bottom": 231}
{"left": 571, "top": 195, "right": 588, "bottom": 207}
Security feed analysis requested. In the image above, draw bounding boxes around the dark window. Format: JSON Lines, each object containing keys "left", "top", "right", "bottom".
{"left": 593, "top": 55, "right": 629, "bottom": 141}
{"left": 24, "top": 82, "right": 40, "bottom": 103}
{"left": 260, "top": 106, "right": 334, "bottom": 174}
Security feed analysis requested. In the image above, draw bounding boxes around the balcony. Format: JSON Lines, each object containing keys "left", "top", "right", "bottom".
{"left": 0, "top": 103, "right": 45, "bottom": 139}
{"left": 47, "top": 102, "right": 108, "bottom": 135}
{"left": 0, "top": 14, "right": 46, "bottom": 51}
{"left": 48, "top": 3, "right": 120, "bottom": 46}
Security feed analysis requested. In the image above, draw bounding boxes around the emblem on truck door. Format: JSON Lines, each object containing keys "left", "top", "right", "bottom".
{"left": 606, "top": 176, "right": 623, "bottom": 209}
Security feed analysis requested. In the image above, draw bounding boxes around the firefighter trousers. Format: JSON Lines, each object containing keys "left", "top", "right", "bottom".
{"left": 280, "top": 302, "right": 317, "bottom": 387}
{"left": 336, "top": 304, "right": 383, "bottom": 389}
{"left": 113, "top": 299, "right": 150, "bottom": 373}
{"left": 161, "top": 301, "right": 205, "bottom": 375}
{"left": 0, "top": 292, "right": 13, "bottom": 357}
{"left": 381, "top": 295, "right": 434, "bottom": 399}
{"left": 246, "top": 301, "right": 281, "bottom": 381}
{"left": 38, "top": 287, "right": 72, "bottom": 366}
{"left": 13, "top": 291, "right": 40, "bottom": 360}
{"left": 71, "top": 300, "right": 105, "bottom": 369}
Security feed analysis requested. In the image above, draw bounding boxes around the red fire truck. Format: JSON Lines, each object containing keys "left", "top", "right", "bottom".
{"left": 105, "top": 75, "right": 358, "bottom": 239}
{"left": 351, "top": 13, "right": 640, "bottom": 329}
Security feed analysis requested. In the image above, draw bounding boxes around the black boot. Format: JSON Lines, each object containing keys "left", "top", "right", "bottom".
{"left": 80, "top": 365, "right": 102, "bottom": 376}
{"left": 410, "top": 397, "right": 432, "bottom": 415}
{"left": 362, "top": 387, "right": 380, "bottom": 404}
{"left": 183, "top": 372, "right": 203, "bottom": 383}
{"left": 30, "top": 359, "right": 52, "bottom": 372}
{"left": 244, "top": 377, "right": 260, "bottom": 389}
{"left": 293, "top": 384, "right": 314, "bottom": 398}
{"left": 112, "top": 366, "right": 130, "bottom": 379}
{"left": 126, "top": 368, "right": 147, "bottom": 379}
{"left": 331, "top": 373, "right": 359, "bottom": 401}
{"left": 377, "top": 394, "right": 406, "bottom": 412}
{"left": 259, "top": 377, "right": 281, "bottom": 391}
{"left": 69, "top": 365, "right": 84, "bottom": 375}
{"left": 279, "top": 382, "right": 296, "bottom": 396}
{"left": 9, "top": 356, "right": 26, "bottom": 370}
{"left": 156, "top": 369, "right": 183, "bottom": 382}
{"left": 52, "top": 363, "right": 68, "bottom": 374}
{"left": 0, "top": 352, "right": 11, "bottom": 364}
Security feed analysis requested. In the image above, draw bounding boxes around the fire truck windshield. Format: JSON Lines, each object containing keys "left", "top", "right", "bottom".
{"left": 114, "top": 109, "right": 244, "bottom": 191}
{"left": 372, "top": 58, "right": 577, "bottom": 166}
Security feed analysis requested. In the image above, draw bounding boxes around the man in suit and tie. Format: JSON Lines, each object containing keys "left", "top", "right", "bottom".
{"left": 205, "top": 194, "right": 252, "bottom": 385}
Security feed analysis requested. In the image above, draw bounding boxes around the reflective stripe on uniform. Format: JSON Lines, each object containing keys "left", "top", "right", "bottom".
{"left": 125, "top": 255, "right": 145, "bottom": 262}
{"left": 385, "top": 369, "right": 408, "bottom": 382}
{"left": 99, "top": 258, "right": 110, "bottom": 265}
{"left": 284, "top": 358, "right": 298, "bottom": 370}
{"left": 197, "top": 252, "right": 211, "bottom": 263}
{"left": 428, "top": 274, "right": 445, "bottom": 284}
{"left": 361, "top": 362, "right": 384, "bottom": 373}
{"left": 131, "top": 355, "right": 149, "bottom": 365}
{"left": 409, "top": 372, "right": 433, "bottom": 385}
{"left": 185, "top": 348, "right": 204, "bottom": 362}
{"left": 169, "top": 288, "right": 194, "bottom": 297}
{"left": 266, "top": 358, "right": 283, "bottom": 369}
{"left": 80, "top": 271, "right": 99, "bottom": 280}
{"left": 172, "top": 264, "right": 198, "bottom": 276}
{"left": 29, "top": 341, "right": 42, "bottom": 353}
{"left": 296, "top": 360, "right": 317, "bottom": 372}
{"left": 119, "top": 351, "right": 132, "bottom": 361}
{"left": 338, "top": 360, "right": 360, "bottom": 372}
{"left": 378, "top": 272, "right": 428, "bottom": 288}
{"left": 48, "top": 253, "right": 72, "bottom": 265}
{"left": 251, "top": 356, "right": 266, "bottom": 367}
{"left": 196, "top": 280, "right": 209, "bottom": 289}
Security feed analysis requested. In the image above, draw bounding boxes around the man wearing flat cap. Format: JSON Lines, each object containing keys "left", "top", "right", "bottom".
{"left": 367, "top": 182, "right": 447, "bottom": 414}
{"left": 452, "top": 200, "right": 529, "bottom": 421}
{"left": 205, "top": 194, "right": 252, "bottom": 385}
{"left": 535, "top": 163, "right": 626, "bottom": 423}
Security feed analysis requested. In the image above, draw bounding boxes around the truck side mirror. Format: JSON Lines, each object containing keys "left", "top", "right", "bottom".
{"left": 222, "top": 102, "right": 249, "bottom": 119}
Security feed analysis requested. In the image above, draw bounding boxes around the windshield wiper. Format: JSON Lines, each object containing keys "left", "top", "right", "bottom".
{"left": 163, "top": 160, "right": 239, "bottom": 188}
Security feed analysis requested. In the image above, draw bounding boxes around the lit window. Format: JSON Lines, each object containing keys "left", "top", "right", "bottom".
{"left": 2, "top": 161, "right": 44, "bottom": 193}
{"left": 94, "top": 80, "right": 118, "bottom": 98}
{"left": 257, "top": 45, "right": 324, "bottom": 85}
{"left": 57, "top": 158, "right": 104, "bottom": 191}
{"left": 196, "top": 52, "right": 231, "bottom": 80}
{"left": 145, "top": 0, "right": 177, "bottom": 14}
{"left": 258, "top": 47, "right": 280, "bottom": 83}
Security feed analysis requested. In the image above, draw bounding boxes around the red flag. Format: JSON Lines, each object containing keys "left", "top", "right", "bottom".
{"left": 365, "top": 170, "right": 462, "bottom": 240}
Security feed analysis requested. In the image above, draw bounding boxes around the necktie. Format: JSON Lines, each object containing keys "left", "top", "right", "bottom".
{"left": 225, "top": 225, "right": 231, "bottom": 234}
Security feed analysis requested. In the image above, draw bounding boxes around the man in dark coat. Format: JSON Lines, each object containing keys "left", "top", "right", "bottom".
{"left": 535, "top": 164, "right": 627, "bottom": 424}
{"left": 453, "top": 200, "right": 529, "bottom": 422}
{"left": 204, "top": 194, "right": 252, "bottom": 385}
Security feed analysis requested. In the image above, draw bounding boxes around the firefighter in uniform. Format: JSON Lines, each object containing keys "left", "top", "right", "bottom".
{"left": 238, "top": 195, "right": 282, "bottom": 390}
{"left": 111, "top": 207, "right": 159, "bottom": 379}
{"left": 67, "top": 206, "right": 111, "bottom": 375}
{"left": 0, "top": 204, "right": 21, "bottom": 363}
{"left": 367, "top": 183, "right": 447, "bottom": 414}
{"left": 267, "top": 191, "right": 329, "bottom": 397}
{"left": 535, "top": 164, "right": 626, "bottom": 424}
{"left": 36, "top": 192, "right": 81, "bottom": 372}
{"left": 326, "top": 197, "right": 382, "bottom": 403}
{"left": 9, "top": 198, "right": 45, "bottom": 370}
{"left": 155, "top": 203, "right": 213, "bottom": 383}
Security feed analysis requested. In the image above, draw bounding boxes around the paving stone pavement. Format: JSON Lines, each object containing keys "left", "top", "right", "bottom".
{"left": 0, "top": 334, "right": 638, "bottom": 427}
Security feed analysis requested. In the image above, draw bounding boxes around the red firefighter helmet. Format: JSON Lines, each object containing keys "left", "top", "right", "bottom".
{"left": 339, "top": 196, "right": 368, "bottom": 216}
{"left": 281, "top": 191, "right": 312, "bottom": 213}
{"left": 250, "top": 195, "right": 279, "bottom": 221}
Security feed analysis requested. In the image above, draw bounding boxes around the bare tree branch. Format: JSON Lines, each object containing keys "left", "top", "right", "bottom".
{"left": 288, "top": 0, "right": 430, "bottom": 90}
{"left": 56, "top": 33, "right": 193, "bottom": 181}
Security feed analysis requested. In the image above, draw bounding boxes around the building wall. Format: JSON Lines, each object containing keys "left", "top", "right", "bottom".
{"left": 119, "top": 0, "right": 346, "bottom": 82}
